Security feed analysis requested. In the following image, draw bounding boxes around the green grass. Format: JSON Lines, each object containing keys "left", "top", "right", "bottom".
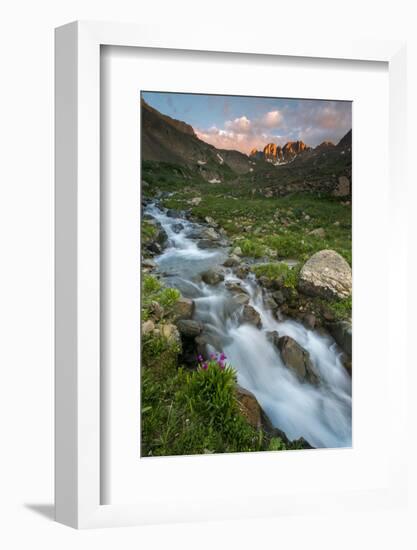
{"left": 142, "top": 274, "right": 181, "bottom": 320}
{"left": 252, "top": 262, "right": 300, "bottom": 288}
{"left": 141, "top": 353, "right": 268, "bottom": 456}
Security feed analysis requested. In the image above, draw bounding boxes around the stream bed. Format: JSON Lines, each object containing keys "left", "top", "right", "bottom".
{"left": 144, "top": 202, "right": 352, "bottom": 449}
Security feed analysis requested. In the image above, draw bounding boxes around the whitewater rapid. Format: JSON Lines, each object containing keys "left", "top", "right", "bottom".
{"left": 145, "top": 202, "right": 352, "bottom": 449}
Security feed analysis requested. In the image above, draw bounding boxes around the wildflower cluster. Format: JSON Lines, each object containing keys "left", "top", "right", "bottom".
{"left": 197, "top": 352, "right": 227, "bottom": 371}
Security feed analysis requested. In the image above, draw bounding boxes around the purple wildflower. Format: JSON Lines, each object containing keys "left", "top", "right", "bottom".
{"left": 219, "top": 352, "right": 227, "bottom": 361}
{"left": 197, "top": 354, "right": 203, "bottom": 363}
{"left": 202, "top": 363, "right": 208, "bottom": 370}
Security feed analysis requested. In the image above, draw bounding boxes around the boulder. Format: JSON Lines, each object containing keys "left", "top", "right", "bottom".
{"left": 200, "top": 227, "right": 221, "bottom": 241}
{"left": 149, "top": 300, "right": 164, "bottom": 320}
{"left": 263, "top": 294, "right": 279, "bottom": 311}
{"left": 298, "top": 249, "right": 352, "bottom": 300}
{"left": 240, "top": 305, "right": 262, "bottom": 328}
{"left": 332, "top": 176, "right": 350, "bottom": 197}
{"left": 173, "top": 297, "right": 195, "bottom": 320}
{"left": 160, "top": 323, "right": 181, "bottom": 347}
{"left": 231, "top": 293, "right": 250, "bottom": 306}
{"left": 236, "top": 385, "right": 263, "bottom": 430}
{"left": 303, "top": 312, "right": 317, "bottom": 329}
{"left": 278, "top": 335, "right": 319, "bottom": 385}
{"left": 204, "top": 216, "right": 218, "bottom": 227}
{"left": 171, "top": 223, "right": 184, "bottom": 234}
{"left": 223, "top": 254, "right": 241, "bottom": 267}
{"left": 189, "top": 197, "right": 202, "bottom": 206}
{"left": 141, "top": 320, "right": 155, "bottom": 335}
{"left": 266, "top": 330, "right": 280, "bottom": 347}
{"left": 232, "top": 246, "right": 243, "bottom": 256}
{"left": 146, "top": 242, "right": 162, "bottom": 255}
{"left": 225, "top": 280, "right": 249, "bottom": 294}
{"left": 175, "top": 319, "right": 202, "bottom": 337}
{"left": 234, "top": 265, "right": 249, "bottom": 279}
{"left": 197, "top": 239, "right": 221, "bottom": 249}
{"left": 272, "top": 290, "right": 285, "bottom": 305}
{"left": 166, "top": 209, "right": 182, "bottom": 218}
{"left": 327, "top": 320, "right": 352, "bottom": 357}
{"left": 201, "top": 268, "right": 224, "bottom": 285}
{"left": 142, "top": 258, "right": 156, "bottom": 269}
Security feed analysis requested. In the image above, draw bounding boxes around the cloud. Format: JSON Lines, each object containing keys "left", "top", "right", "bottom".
{"left": 196, "top": 101, "right": 351, "bottom": 154}
{"left": 224, "top": 116, "right": 251, "bottom": 133}
{"left": 259, "top": 110, "right": 283, "bottom": 128}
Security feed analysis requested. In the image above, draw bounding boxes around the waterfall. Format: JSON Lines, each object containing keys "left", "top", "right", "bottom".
{"left": 144, "top": 202, "right": 352, "bottom": 449}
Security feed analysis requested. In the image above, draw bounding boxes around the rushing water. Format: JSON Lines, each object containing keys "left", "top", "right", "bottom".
{"left": 145, "top": 202, "right": 352, "bottom": 449}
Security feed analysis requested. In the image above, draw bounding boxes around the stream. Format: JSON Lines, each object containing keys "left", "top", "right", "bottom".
{"left": 144, "top": 201, "right": 352, "bottom": 449}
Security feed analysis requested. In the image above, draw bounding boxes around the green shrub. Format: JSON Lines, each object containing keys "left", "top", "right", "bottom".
{"left": 142, "top": 275, "right": 180, "bottom": 320}
{"left": 141, "top": 352, "right": 265, "bottom": 456}
{"left": 252, "top": 262, "right": 300, "bottom": 288}
{"left": 239, "top": 238, "right": 266, "bottom": 258}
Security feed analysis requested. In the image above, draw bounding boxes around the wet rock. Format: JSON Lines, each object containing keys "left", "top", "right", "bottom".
{"left": 236, "top": 385, "right": 262, "bottom": 429}
{"left": 263, "top": 294, "right": 279, "bottom": 311}
{"left": 225, "top": 280, "right": 249, "bottom": 294}
{"left": 272, "top": 290, "right": 285, "bottom": 305}
{"left": 231, "top": 293, "right": 250, "bottom": 306}
{"left": 173, "top": 297, "right": 195, "bottom": 320}
{"left": 141, "top": 320, "right": 155, "bottom": 335}
{"left": 201, "top": 268, "right": 225, "bottom": 285}
{"left": 200, "top": 227, "right": 221, "bottom": 241}
{"left": 298, "top": 249, "right": 352, "bottom": 300}
{"left": 175, "top": 319, "right": 202, "bottom": 337}
{"left": 223, "top": 254, "right": 241, "bottom": 267}
{"left": 240, "top": 305, "right": 262, "bottom": 328}
{"left": 327, "top": 320, "right": 352, "bottom": 357}
{"left": 234, "top": 265, "right": 250, "bottom": 279}
{"left": 197, "top": 239, "right": 221, "bottom": 249}
{"left": 303, "top": 312, "right": 317, "bottom": 329}
{"left": 171, "top": 223, "right": 184, "bottom": 233}
{"left": 266, "top": 330, "right": 280, "bottom": 347}
{"left": 146, "top": 241, "right": 162, "bottom": 255}
{"left": 278, "top": 335, "right": 319, "bottom": 385}
{"left": 166, "top": 209, "right": 182, "bottom": 218}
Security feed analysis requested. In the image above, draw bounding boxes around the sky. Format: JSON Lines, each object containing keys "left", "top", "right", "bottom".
{"left": 142, "top": 91, "right": 352, "bottom": 155}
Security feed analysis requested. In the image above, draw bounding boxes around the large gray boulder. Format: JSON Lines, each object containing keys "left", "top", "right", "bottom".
{"left": 278, "top": 335, "right": 319, "bottom": 385}
{"left": 298, "top": 249, "right": 352, "bottom": 300}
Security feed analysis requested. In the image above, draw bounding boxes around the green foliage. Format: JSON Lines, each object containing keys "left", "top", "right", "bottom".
{"left": 252, "top": 262, "right": 300, "bottom": 288}
{"left": 239, "top": 238, "right": 266, "bottom": 258}
{"left": 142, "top": 331, "right": 181, "bottom": 372}
{"left": 141, "top": 359, "right": 264, "bottom": 457}
{"left": 184, "top": 361, "right": 237, "bottom": 429}
{"left": 325, "top": 295, "right": 352, "bottom": 320}
{"left": 268, "top": 437, "right": 287, "bottom": 451}
{"left": 142, "top": 274, "right": 180, "bottom": 320}
{"left": 141, "top": 219, "right": 157, "bottom": 243}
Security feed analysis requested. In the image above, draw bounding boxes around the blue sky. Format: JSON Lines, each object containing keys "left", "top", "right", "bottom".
{"left": 142, "top": 91, "right": 352, "bottom": 154}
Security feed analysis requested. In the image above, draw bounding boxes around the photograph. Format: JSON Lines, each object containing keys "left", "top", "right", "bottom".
{"left": 140, "top": 91, "right": 352, "bottom": 457}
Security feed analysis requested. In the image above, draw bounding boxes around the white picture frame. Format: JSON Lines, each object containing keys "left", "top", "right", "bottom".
{"left": 55, "top": 21, "right": 408, "bottom": 529}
